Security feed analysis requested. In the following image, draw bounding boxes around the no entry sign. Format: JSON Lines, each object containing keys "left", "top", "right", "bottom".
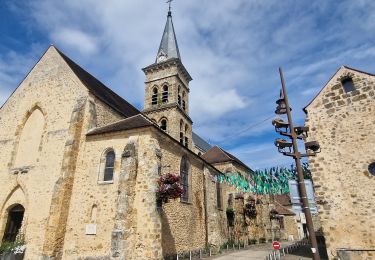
{"left": 273, "top": 241, "right": 281, "bottom": 250}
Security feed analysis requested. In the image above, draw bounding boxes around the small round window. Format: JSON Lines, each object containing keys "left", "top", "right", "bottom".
{"left": 368, "top": 162, "right": 375, "bottom": 176}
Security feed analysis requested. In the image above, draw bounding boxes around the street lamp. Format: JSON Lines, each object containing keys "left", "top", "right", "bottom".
{"left": 273, "top": 68, "right": 321, "bottom": 260}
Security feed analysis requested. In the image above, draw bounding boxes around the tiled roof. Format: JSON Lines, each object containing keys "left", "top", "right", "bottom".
{"left": 87, "top": 114, "right": 153, "bottom": 136}
{"left": 275, "top": 203, "right": 295, "bottom": 216}
{"left": 202, "top": 146, "right": 251, "bottom": 171}
{"left": 55, "top": 47, "right": 140, "bottom": 118}
{"left": 192, "top": 132, "right": 212, "bottom": 152}
{"left": 274, "top": 194, "right": 292, "bottom": 206}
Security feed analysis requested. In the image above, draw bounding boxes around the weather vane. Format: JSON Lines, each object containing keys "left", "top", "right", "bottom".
{"left": 166, "top": 0, "right": 173, "bottom": 12}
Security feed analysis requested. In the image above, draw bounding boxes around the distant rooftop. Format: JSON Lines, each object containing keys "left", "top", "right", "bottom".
{"left": 192, "top": 132, "right": 212, "bottom": 152}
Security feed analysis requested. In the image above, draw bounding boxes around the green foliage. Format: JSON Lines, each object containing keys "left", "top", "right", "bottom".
{"left": 226, "top": 208, "right": 234, "bottom": 214}
{"left": 249, "top": 239, "right": 257, "bottom": 245}
{"left": 0, "top": 240, "right": 25, "bottom": 256}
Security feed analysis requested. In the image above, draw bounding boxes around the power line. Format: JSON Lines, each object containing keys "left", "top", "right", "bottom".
{"left": 215, "top": 73, "right": 303, "bottom": 144}
{"left": 217, "top": 114, "right": 275, "bottom": 143}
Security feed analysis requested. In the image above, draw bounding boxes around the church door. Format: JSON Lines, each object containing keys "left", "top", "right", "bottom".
{"left": 3, "top": 204, "right": 25, "bottom": 242}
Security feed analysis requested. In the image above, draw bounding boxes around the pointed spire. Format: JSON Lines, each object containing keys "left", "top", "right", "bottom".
{"left": 155, "top": 9, "right": 181, "bottom": 63}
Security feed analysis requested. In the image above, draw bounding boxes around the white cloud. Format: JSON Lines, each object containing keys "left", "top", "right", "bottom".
{"left": 1, "top": 0, "right": 374, "bottom": 168}
{"left": 50, "top": 28, "right": 99, "bottom": 55}
{"left": 191, "top": 89, "right": 248, "bottom": 120}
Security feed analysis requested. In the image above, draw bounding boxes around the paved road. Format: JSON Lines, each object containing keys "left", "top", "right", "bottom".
{"left": 211, "top": 242, "right": 294, "bottom": 260}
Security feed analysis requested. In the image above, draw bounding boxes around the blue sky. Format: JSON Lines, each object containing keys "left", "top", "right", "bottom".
{"left": 0, "top": 0, "right": 374, "bottom": 169}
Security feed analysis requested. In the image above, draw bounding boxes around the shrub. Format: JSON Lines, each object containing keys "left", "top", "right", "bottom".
{"left": 0, "top": 240, "right": 26, "bottom": 256}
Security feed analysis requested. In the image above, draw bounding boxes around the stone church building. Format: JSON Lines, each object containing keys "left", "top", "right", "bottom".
{"left": 0, "top": 11, "right": 298, "bottom": 259}
{"left": 304, "top": 66, "right": 375, "bottom": 259}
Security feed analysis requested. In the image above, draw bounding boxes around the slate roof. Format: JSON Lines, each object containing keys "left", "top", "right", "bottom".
{"left": 156, "top": 11, "right": 181, "bottom": 63}
{"left": 192, "top": 132, "right": 212, "bottom": 152}
{"left": 87, "top": 114, "right": 153, "bottom": 136}
{"left": 55, "top": 47, "right": 140, "bottom": 118}
{"left": 202, "top": 146, "right": 251, "bottom": 171}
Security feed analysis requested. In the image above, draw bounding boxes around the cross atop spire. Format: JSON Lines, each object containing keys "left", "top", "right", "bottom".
{"left": 155, "top": 2, "right": 181, "bottom": 63}
{"left": 167, "top": 0, "right": 173, "bottom": 13}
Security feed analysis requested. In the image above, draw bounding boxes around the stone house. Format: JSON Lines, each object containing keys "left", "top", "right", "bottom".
{"left": 304, "top": 66, "right": 375, "bottom": 258}
{"left": 0, "top": 10, "right": 297, "bottom": 259}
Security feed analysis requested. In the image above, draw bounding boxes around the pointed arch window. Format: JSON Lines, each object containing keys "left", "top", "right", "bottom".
{"left": 180, "top": 156, "right": 190, "bottom": 202}
{"left": 162, "top": 85, "right": 169, "bottom": 103}
{"left": 14, "top": 107, "right": 45, "bottom": 167}
{"left": 152, "top": 87, "right": 158, "bottom": 105}
{"left": 3, "top": 204, "right": 25, "bottom": 242}
{"left": 160, "top": 119, "right": 168, "bottom": 131}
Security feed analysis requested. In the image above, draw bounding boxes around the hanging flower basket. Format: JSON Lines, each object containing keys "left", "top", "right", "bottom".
{"left": 156, "top": 173, "right": 183, "bottom": 204}
{"left": 244, "top": 198, "right": 257, "bottom": 218}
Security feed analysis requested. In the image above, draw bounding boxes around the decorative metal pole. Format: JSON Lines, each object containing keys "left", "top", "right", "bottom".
{"left": 277, "top": 67, "right": 321, "bottom": 260}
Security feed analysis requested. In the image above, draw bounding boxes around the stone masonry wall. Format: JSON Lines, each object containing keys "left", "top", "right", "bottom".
{"left": 305, "top": 67, "right": 375, "bottom": 257}
{"left": 157, "top": 136, "right": 206, "bottom": 258}
{"left": 143, "top": 60, "right": 192, "bottom": 149}
{"left": 145, "top": 108, "right": 193, "bottom": 148}
{"left": 0, "top": 46, "right": 90, "bottom": 259}
{"left": 61, "top": 129, "right": 163, "bottom": 260}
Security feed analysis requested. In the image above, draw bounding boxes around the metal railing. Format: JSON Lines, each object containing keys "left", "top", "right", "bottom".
{"left": 266, "top": 240, "right": 309, "bottom": 260}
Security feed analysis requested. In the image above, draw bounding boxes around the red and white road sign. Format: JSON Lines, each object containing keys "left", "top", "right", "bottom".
{"left": 273, "top": 241, "right": 281, "bottom": 250}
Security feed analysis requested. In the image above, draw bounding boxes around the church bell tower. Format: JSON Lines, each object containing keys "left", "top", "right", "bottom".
{"left": 143, "top": 9, "right": 193, "bottom": 148}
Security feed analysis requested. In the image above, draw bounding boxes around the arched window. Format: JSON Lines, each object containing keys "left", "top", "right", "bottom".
{"left": 160, "top": 119, "right": 167, "bottom": 131}
{"left": 182, "top": 91, "right": 186, "bottom": 110}
{"left": 162, "top": 85, "right": 169, "bottom": 103}
{"left": 151, "top": 87, "right": 158, "bottom": 105}
{"left": 184, "top": 124, "right": 189, "bottom": 148}
{"left": 180, "top": 156, "right": 190, "bottom": 202}
{"left": 3, "top": 204, "right": 25, "bottom": 242}
{"left": 90, "top": 204, "right": 98, "bottom": 223}
{"left": 198, "top": 152, "right": 202, "bottom": 157}
{"left": 180, "top": 120, "right": 184, "bottom": 144}
{"left": 103, "top": 150, "right": 115, "bottom": 181}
